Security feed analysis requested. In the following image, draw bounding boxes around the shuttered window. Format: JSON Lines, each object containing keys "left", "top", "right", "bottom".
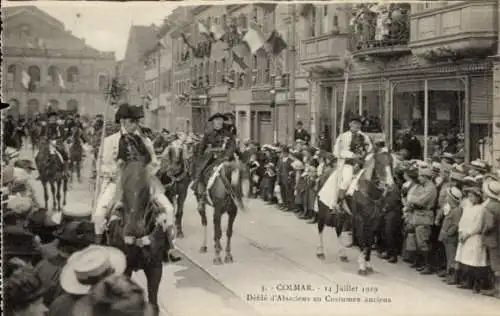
{"left": 470, "top": 75, "right": 493, "bottom": 124}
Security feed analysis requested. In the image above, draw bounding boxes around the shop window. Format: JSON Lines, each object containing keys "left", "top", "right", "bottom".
{"left": 337, "top": 83, "right": 384, "bottom": 135}
{"left": 392, "top": 79, "right": 466, "bottom": 160}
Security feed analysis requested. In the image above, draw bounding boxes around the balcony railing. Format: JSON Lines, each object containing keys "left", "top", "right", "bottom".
{"left": 350, "top": 3, "right": 411, "bottom": 57}
{"left": 300, "top": 32, "right": 348, "bottom": 72}
{"left": 408, "top": 1, "right": 497, "bottom": 59}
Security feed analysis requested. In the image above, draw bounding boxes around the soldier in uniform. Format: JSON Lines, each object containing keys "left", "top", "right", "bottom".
{"left": 332, "top": 115, "right": 373, "bottom": 203}
{"left": 191, "top": 113, "right": 240, "bottom": 212}
{"left": 40, "top": 111, "right": 69, "bottom": 170}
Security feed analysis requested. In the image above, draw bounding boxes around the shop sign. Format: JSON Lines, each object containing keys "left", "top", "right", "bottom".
{"left": 252, "top": 90, "right": 271, "bottom": 102}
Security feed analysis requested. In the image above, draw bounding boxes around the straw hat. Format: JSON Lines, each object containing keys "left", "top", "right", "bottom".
{"left": 468, "top": 159, "right": 490, "bottom": 174}
{"left": 484, "top": 180, "right": 500, "bottom": 201}
{"left": 446, "top": 187, "right": 463, "bottom": 204}
{"left": 463, "top": 185, "right": 482, "bottom": 197}
{"left": 60, "top": 245, "right": 127, "bottom": 295}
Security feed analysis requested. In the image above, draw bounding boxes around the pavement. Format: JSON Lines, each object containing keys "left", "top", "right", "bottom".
{"left": 17, "top": 145, "right": 500, "bottom": 316}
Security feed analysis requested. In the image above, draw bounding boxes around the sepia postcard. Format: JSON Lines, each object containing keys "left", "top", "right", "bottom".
{"left": 2, "top": 1, "right": 500, "bottom": 316}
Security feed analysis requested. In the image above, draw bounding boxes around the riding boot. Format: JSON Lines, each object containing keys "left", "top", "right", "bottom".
{"left": 481, "top": 276, "right": 500, "bottom": 298}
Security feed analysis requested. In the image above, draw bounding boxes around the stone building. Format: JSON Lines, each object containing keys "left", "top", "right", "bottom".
{"left": 2, "top": 6, "right": 116, "bottom": 118}
{"left": 161, "top": 4, "right": 308, "bottom": 142}
{"left": 303, "top": 1, "right": 498, "bottom": 162}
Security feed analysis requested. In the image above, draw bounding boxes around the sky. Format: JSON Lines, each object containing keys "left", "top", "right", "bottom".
{"left": 3, "top": 1, "right": 180, "bottom": 60}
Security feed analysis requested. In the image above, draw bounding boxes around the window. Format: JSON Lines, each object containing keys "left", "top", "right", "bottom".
{"left": 205, "top": 62, "right": 210, "bottom": 86}
{"left": 48, "top": 99, "right": 59, "bottom": 110}
{"left": 7, "top": 99, "right": 20, "bottom": 118}
{"left": 264, "top": 55, "right": 270, "bottom": 83}
{"left": 222, "top": 14, "right": 227, "bottom": 27}
{"left": 333, "top": 15, "right": 338, "bottom": 27}
{"left": 207, "top": 17, "right": 212, "bottom": 28}
{"left": 239, "top": 13, "right": 248, "bottom": 29}
{"left": 67, "top": 66, "right": 79, "bottom": 83}
{"left": 98, "top": 74, "right": 108, "bottom": 90}
{"left": 193, "top": 65, "right": 198, "bottom": 83}
{"left": 321, "top": 5, "right": 328, "bottom": 34}
{"left": 391, "top": 79, "right": 466, "bottom": 160}
{"left": 221, "top": 58, "right": 226, "bottom": 81}
{"left": 27, "top": 99, "right": 39, "bottom": 117}
{"left": 7, "top": 65, "right": 17, "bottom": 89}
{"left": 199, "top": 62, "right": 204, "bottom": 85}
{"left": 309, "top": 6, "right": 316, "bottom": 37}
{"left": 252, "top": 54, "right": 257, "bottom": 70}
{"left": 19, "top": 24, "right": 31, "bottom": 38}
{"left": 67, "top": 99, "right": 79, "bottom": 114}
{"left": 28, "top": 66, "right": 41, "bottom": 87}
{"left": 48, "top": 66, "right": 59, "bottom": 85}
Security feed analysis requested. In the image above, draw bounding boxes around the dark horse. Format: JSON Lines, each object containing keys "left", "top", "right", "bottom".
{"left": 35, "top": 137, "right": 68, "bottom": 211}
{"left": 157, "top": 141, "right": 191, "bottom": 238}
{"left": 316, "top": 150, "right": 399, "bottom": 275}
{"left": 195, "top": 151, "right": 243, "bottom": 265}
{"left": 68, "top": 126, "right": 85, "bottom": 182}
{"left": 106, "top": 160, "right": 165, "bottom": 310}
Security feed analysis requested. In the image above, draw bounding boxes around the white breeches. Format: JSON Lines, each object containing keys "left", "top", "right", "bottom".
{"left": 93, "top": 180, "right": 116, "bottom": 235}
{"left": 339, "top": 164, "right": 354, "bottom": 191}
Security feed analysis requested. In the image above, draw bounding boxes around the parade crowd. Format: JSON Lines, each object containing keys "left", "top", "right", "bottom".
{"left": 3, "top": 109, "right": 500, "bottom": 316}
{"left": 240, "top": 118, "right": 500, "bottom": 298}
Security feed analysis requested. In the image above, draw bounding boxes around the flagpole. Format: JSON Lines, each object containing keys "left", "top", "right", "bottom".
{"left": 288, "top": 4, "right": 297, "bottom": 145}
{"left": 92, "top": 88, "right": 112, "bottom": 210}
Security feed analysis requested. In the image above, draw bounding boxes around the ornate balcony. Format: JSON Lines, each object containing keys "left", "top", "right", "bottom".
{"left": 300, "top": 33, "right": 349, "bottom": 73}
{"left": 350, "top": 3, "right": 411, "bottom": 58}
{"left": 409, "top": 1, "right": 497, "bottom": 60}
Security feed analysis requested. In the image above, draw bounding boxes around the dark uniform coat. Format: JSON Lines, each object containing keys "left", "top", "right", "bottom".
{"left": 195, "top": 128, "right": 236, "bottom": 183}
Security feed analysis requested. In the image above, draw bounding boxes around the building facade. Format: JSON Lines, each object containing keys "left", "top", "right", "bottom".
{"left": 2, "top": 6, "right": 116, "bottom": 118}
{"left": 158, "top": 4, "right": 308, "bottom": 142}
{"left": 119, "top": 24, "right": 159, "bottom": 125}
{"left": 303, "top": 1, "right": 498, "bottom": 163}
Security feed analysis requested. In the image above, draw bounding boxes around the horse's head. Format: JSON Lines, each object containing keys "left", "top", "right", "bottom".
{"left": 364, "top": 150, "right": 396, "bottom": 193}
{"left": 163, "top": 143, "right": 185, "bottom": 177}
{"left": 120, "top": 161, "right": 151, "bottom": 237}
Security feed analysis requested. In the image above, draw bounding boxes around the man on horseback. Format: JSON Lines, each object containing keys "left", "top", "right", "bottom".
{"left": 333, "top": 115, "right": 374, "bottom": 204}
{"left": 40, "top": 111, "right": 69, "bottom": 176}
{"left": 191, "top": 112, "right": 243, "bottom": 212}
{"left": 93, "top": 103, "right": 180, "bottom": 261}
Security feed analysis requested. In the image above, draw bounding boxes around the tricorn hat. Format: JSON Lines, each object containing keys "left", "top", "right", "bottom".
{"left": 208, "top": 112, "right": 227, "bottom": 122}
{"left": 115, "top": 103, "right": 130, "bottom": 124}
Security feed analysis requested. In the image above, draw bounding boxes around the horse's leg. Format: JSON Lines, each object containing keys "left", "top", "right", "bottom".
{"left": 316, "top": 202, "right": 327, "bottom": 260}
{"left": 62, "top": 174, "right": 68, "bottom": 206}
{"left": 55, "top": 179, "right": 62, "bottom": 211}
{"left": 224, "top": 208, "right": 236, "bottom": 263}
{"left": 212, "top": 207, "right": 223, "bottom": 265}
{"left": 175, "top": 181, "right": 188, "bottom": 238}
{"left": 42, "top": 181, "right": 49, "bottom": 211}
{"left": 76, "top": 158, "right": 82, "bottom": 182}
{"left": 364, "top": 216, "right": 377, "bottom": 274}
{"left": 144, "top": 263, "right": 162, "bottom": 309}
{"left": 336, "top": 212, "right": 350, "bottom": 262}
{"left": 49, "top": 181, "right": 57, "bottom": 210}
{"left": 197, "top": 195, "right": 208, "bottom": 253}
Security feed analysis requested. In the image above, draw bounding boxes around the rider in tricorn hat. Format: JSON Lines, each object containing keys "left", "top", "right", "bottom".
{"left": 191, "top": 113, "right": 242, "bottom": 211}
